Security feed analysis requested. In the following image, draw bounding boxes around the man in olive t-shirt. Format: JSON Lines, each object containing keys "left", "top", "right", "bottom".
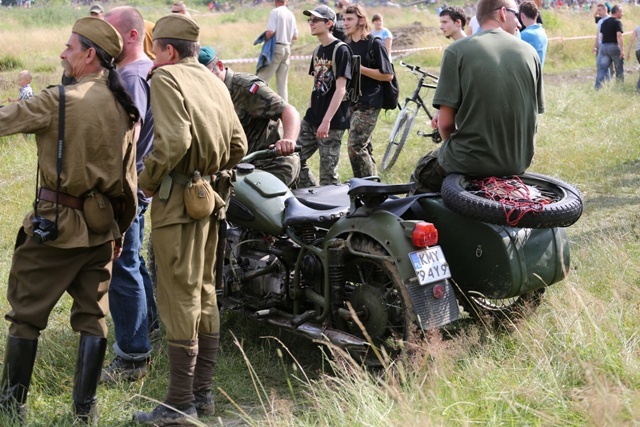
{"left": 410, "top": 0, "right": 544, "bottom": 193}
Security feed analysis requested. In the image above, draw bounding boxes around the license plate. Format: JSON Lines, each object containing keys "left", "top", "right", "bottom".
{"left": 409, "top": 246, "right": 451, "bottom": 285}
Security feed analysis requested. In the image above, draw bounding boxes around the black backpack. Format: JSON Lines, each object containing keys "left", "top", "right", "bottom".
{"left": 367, "top": 36, "right": 400, "bottom": 110}
{"left": 313, "top": 41, "right": 361, "bottom": 103}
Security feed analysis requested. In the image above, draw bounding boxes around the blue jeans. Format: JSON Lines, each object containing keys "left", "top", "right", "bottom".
{"left": 109, "top": 203, "right": 158, "bottom": 361}
{"left": 595, "top": 43, "right": 624, "bottom": 89}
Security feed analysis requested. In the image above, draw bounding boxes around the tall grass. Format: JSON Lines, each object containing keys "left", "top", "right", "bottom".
{"left": 2, "top": 3, "right": 640, "bottom": 426}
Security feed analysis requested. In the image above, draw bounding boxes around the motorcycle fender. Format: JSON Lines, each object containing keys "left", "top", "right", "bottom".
{"left": 324, "top": 210, "right": 421, "bottom": 283}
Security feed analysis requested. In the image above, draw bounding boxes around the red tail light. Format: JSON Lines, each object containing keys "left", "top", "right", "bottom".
{"left": 412, "top": 222, "right": 438, "bottom": 248}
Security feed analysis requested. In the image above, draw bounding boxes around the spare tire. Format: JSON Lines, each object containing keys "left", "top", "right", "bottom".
{"left": 440, "top": 173, "right": 583, "bottom": 228}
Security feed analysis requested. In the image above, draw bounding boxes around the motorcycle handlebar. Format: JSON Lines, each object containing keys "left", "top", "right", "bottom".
{"left": 240, "top": 145, "right": 301, "bottom": 164}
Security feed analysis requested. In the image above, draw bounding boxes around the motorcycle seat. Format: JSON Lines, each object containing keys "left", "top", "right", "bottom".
{"left": 283, "top": 196, "right": 348, "bottom": 227}
{"left": 348, "top": 178, "right": 416, "bottom": 197}
{"left": 292, "top": 184, "right": 350, "bottom": 210}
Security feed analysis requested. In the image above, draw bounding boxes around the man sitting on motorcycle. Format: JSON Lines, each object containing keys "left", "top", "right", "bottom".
{"left": 198, "top": 46, "right": 301, "bottom": 187}
{"left": 410, "top": 0, "right": 544, "bottom": 193}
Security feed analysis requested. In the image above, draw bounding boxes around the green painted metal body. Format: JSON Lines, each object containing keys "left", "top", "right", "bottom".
{"left": 417, "top": 197, "right": 570, "bottom": 299}
{"left": 323, "top": 210, "right": 421, "bottom": 282}
{"left": 231, "top": 167, "right": 293, "bottom": 235}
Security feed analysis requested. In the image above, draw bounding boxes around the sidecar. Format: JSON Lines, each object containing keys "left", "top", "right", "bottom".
{"left": 294, "top": 182, "right": 571, "bottom": 301}
{"left": 415, "top": 197, "right": 570, "bottom": 300}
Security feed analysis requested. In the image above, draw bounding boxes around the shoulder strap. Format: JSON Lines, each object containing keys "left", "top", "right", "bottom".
{"left": 367, "top": 35, "right": 382, "bottom": 68}
{"left": 331, "top": 41, "right": 347, "bottom": 80}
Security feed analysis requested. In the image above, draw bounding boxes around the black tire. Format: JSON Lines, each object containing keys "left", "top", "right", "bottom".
{"left": 460, "top": 289, "right": 545, "bottom": 325}
{"left": 337, "top": 238, "right": 419, "bottom": 362}
{"left": 441, "top": 172, "right": 583, "bottom": 228}
{"left": 382, "top": 102, "right": 417, "bottom": 171}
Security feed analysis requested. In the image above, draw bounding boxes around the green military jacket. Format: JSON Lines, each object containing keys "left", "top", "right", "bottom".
{"left": 0, "top": 73, "right": 137, "bottom": 248}
{"left": 140, "top": 57, "right": 247, "bottom": 228}
{"left": 223, "top": 69, "right": 286, "bottom": 152}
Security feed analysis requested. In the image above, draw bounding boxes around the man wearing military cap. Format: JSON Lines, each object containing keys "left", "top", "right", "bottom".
{"left": 198, "top": 46, "right": 301, "bottom": 187}
{"left": 132, "top": 13, "right": 247, "bottom": 426}
{"left": 0, "top": 17, "right": 139, "bottom": 425}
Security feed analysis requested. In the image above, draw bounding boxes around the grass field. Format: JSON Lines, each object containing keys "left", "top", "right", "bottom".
{"left": 1, "top": 2, "right": 640, "bottom": 426}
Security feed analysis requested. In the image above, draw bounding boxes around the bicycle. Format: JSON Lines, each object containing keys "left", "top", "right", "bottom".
{"left": 381, "top": 61, "right": 441, "bottom": 171}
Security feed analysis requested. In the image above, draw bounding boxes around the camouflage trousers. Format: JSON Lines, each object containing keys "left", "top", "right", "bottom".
{"left": 409, "top": 147, "right": 448, "bottom": 194}
{"left": 296, "top": 119, "right": 346, "bottom": 187}
{"left": 348, "top": 103, "right": 380, "bottom": 178}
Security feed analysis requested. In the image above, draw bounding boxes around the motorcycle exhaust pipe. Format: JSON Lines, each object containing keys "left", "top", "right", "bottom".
{"left": 261, "top": 316, "right": 370, "bottom": 350}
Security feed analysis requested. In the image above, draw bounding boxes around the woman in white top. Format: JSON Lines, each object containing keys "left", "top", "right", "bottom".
{"left": 371, "top": 13, "right": 393, "bottom": 59}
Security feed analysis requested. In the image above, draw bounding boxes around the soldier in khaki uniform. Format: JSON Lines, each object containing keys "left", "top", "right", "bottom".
{"left": 198, "top": 46, "right": 300, "bottom": 187}
{"left": 0, "top": 17, "right": 139, "bottom": 424}
{"left": 133, "top": 14, "right": 247, "bottom": 426}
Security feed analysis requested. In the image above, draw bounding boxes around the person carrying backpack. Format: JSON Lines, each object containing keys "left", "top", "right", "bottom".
{"left": 297, "top": 5, "right": 353, "bottom": 187}
{"left": 343, "top": 4, "right": 394, "bottom": 179}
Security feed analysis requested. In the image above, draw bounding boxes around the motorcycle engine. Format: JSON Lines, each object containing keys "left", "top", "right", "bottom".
{"left": 225, "top": 227, "right": 294, "bottom": 299}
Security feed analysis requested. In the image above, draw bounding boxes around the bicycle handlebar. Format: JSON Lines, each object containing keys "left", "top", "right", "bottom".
{"left": 399, "top": 61, "right": 439, "bottom": 81}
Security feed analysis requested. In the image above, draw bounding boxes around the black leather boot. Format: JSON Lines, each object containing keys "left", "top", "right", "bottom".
{"left": 0, "top": 335, "right": 38, "bottom": 423}
{"left": 72, "top": 335, "right": 107, "bottom": 425}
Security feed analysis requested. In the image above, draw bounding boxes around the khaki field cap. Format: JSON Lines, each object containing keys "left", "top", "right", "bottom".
{"left": 153, "top": 14, "right": 200, "bottom": 42}
{"left": 303, "top": 5, "right": 336, "bottom": 22}
{"left": 72, "top": 17, "right": 123, "bottom": 59}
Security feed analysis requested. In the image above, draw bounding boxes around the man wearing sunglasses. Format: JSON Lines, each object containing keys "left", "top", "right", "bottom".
{"left": 297, "top": 5, "right": 352, "bottom": 187}
{"left": 411, "top": 0, "right": 544, "bottom": 193}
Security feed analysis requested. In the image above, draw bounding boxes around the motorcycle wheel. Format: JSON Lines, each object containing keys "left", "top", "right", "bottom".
{"left": 440, "top": 173, "right": 583, "bottom": 228}
{"left": 338, "top": 238, "right": 419, "bottom": 360}
{"left": 460, "top": 289, "right": 545, "bottom": 324}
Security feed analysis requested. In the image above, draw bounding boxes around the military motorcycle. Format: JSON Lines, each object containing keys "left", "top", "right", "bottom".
{"left": 218, "top": 149, "right": 583, "bottom": 362}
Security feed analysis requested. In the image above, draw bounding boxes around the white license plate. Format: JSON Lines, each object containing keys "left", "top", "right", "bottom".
{"left": 409, "top": 246, "right": 451, "bottom": 285}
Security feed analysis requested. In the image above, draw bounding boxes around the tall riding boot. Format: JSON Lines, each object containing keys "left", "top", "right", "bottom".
{"left": 192, "top": 333, "right": 219, "bottom": 417}
{"left": 72, "top": 335, "right": 107, "bottom": 425}
{"left": 132, "top": 340, "right": 198, "bottom": 426}
{"left": 0, "top": 335, "right": 38, "bottom": 423}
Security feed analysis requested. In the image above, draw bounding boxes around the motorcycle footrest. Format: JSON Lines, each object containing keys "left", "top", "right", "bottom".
{"left": 290, "top": 310, "right": 316, "bottom": 328}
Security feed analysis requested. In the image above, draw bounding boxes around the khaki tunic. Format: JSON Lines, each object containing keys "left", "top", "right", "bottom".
{"left": 139, "top": 57, "right": 247, "bottom": 228}
{"left": 0, "top": 73, "right": 137, "bottom": 248}
{"left": 141, "top": 57, "right": 247, "bottom": 341}
{"left": 0, "top": 72, "right": 137, "bottom": 338}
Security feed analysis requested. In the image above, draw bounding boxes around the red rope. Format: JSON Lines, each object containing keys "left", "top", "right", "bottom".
{"left": 470, "top": 176, "right": 550, "bottom": 227}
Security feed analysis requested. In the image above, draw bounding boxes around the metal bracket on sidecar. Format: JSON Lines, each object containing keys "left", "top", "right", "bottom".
{"left": 348, "top": 178, "right": 416, "bottom": 210}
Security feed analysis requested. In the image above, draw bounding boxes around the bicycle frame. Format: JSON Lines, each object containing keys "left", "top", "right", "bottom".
{"left": 382, "top": 62, "right": 440, "bottom": 171}
{"left": 404, "top": 75, "right": 437, "bottom": 120}
{"left": 401, "top": 62, "right": 438, "bottom": 120}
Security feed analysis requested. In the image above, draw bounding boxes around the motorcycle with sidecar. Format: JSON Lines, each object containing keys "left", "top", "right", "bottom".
{"left": 217, "top": 149, "right": 583, "bottom": 362}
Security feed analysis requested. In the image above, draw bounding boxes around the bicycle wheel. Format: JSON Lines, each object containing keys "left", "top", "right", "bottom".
{"left": 382, "top": 101, "right": 418, "bottom": 171}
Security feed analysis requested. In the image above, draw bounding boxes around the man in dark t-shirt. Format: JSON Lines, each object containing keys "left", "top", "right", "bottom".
{"left": 595, "top": 4, "right": 624, "bottom": 89}
{"left": 297, "top": 5, "right": 352, "bottom": 187}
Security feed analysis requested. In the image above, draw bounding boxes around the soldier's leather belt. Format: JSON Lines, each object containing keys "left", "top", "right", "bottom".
{"left": 38, "top": 187, "right": 84, "bottom": 210}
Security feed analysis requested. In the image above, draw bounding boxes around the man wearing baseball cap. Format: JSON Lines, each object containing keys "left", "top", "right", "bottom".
{"left": 296, "top": 4, "right": 352, "bottom": 187}
{"left": 90, "top": 4, "right": 104, "bottom": 19}
{"left": 0, "top": 16, "right": 139, "bottom": 425}
{"left": 133, "top": 13, "right": 247, "bottom": 426}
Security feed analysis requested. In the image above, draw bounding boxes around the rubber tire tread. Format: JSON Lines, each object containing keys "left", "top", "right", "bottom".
{"left": 382, "top": 105, "right": 416, "bottom": 171}
{"left": 440, "top": 172, "right": 583, "bottom": 228}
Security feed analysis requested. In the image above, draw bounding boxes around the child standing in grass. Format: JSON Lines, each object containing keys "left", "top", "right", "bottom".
{"left": 7, "top": 70, "right": 34, "bottom": 103}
